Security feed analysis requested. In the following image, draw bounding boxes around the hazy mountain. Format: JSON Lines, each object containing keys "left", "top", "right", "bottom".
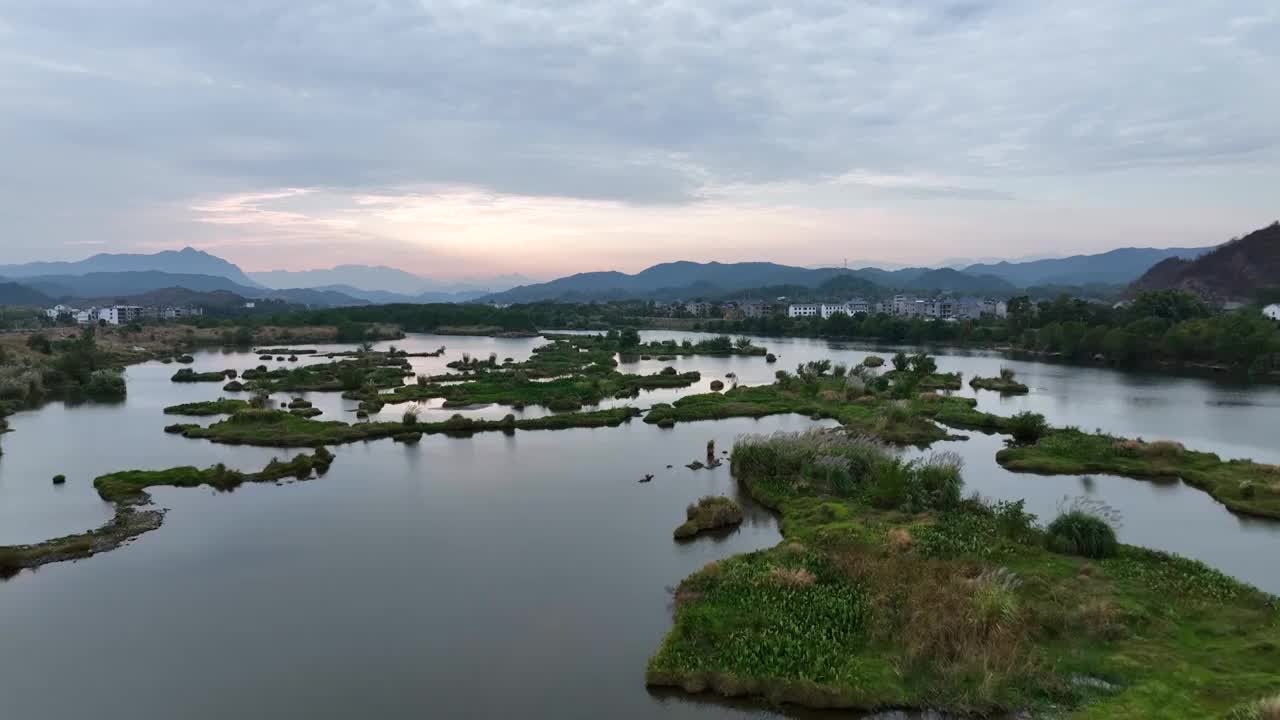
{"left": 21, "top": 271, "right": 366, "bottom": 308}
{"left": 964, "top": 246, "right": 1212, "bottom": 287}
{"left": 0, "top": 247, "right": 261, "bottom": 287}
{"left": 0, "top": 282, "right": 53, "bottom": 306}
{"left": 308, "top": 284, "right": 489, "bottom": 304}
{"left": 1130, "top": 222, "right": 1280, "bottom": 300}
{"left": 248, "top": 265, "right": 533, "bottom": 295}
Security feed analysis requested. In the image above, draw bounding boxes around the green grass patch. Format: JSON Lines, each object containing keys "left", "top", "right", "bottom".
{"left": 674, "top": 496, "right": 744, "bottom": 539}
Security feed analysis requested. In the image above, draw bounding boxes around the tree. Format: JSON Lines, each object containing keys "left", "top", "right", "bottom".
{"left": 891, "top": 352, "right": 910, "bottom": 372}
{"left": 618, "top": 328, "right": 641, "bottom": 348}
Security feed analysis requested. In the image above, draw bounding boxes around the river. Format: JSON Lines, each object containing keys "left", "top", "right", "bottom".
{"left": 0, "top": 331, "right": 1276, "bottom": 719}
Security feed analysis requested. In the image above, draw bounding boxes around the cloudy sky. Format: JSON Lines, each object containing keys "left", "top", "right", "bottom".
{"left": 1, "top": 1, "right": 1276, "bottom": 279}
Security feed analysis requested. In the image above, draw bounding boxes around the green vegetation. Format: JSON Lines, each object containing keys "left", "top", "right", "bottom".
{"left": 163, "top": 398, "right": 251, "bottom": 416}
{"left": 167, "top": 407, "right": 642, "bottom": 447}
{"left": 631, "top": 335, "right": 767, "bottom": 357}
{"left": 970, "top": 367, "right": 1029, "bottom": 394}
{"left": 674, "top": 496, "right": 744, "bottom": 539}
{"left": 647, "top": 430, "right": 1280, "bottom": 717}
{"left": 52, "top": 474, "right": 65, "bottom": 485}
{"left": 997, "top": 429, "right": 1280, "bottom": 519}
{"left": 0, "top": 448, "right": 336, "bottom": 577}
{"left": 240, "top": 355, "right": 412, "bottom": 393}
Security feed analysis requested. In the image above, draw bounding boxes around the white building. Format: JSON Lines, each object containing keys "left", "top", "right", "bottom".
{"left": 75, "top": 309, "right": 98, "bottom": 325}
{"left": 846, "top": 298, "right": 871, "bottom": 315}
{"left": 788, "top": 303, "right": 820, "bottom": 318}
{"left": 820, "top": 303, "right": 851, "bottom": 319}
{"left": 1264, "top": 304, "right": 1280, "bottom": 321}
{"left": 685, "top": 301, "right": 711, "bottom": 317}
{"left": 97, "top": 306, "right": 144, "bottom": 325}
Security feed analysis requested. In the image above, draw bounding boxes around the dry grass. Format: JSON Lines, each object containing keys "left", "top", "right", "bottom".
{"left": 767, "top": 566, "right": 817, "bottom": 587}
{"left": 887, "top": 527, "right": 914, "bottom": 551}
{"left": 836, "top": 550, "right": 1041, "bottom": 696}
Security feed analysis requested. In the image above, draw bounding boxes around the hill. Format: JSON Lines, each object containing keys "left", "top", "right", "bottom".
{"left": 965, "top": 246, "right": 1212, "bottom": 287}
{"left": 1129, "top": 222, "right": 1280, "bottom": 300}
{"left": 0, "top": 247, "right": 260, "bottom": 287}
{"left": 0, "top": 282, "right": 53, "bottom": 306}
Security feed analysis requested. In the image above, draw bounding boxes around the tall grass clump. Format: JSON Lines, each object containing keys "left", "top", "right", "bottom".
{"left": 1046, "top": 498, "right": 1120, "bottom": 559}
{"left": 732, "top": 431, "right": 965, "bottom": 513}
{"left": 1008, "top": 412, "right": 1048, "bottom": 444}
{"left": 1228, "top": 694, "right": 1280, "bottom": 720}
{"left": 402, "top": 406, "right": 420, "bottom": 426}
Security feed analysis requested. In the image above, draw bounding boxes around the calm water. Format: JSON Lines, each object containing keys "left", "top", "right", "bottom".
{"left": 0, "top": 331, "right": 1278, "bottom": 719}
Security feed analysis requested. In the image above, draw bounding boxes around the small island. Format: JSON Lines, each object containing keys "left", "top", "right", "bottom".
{"left": 970, "top": 367, "right": 1030, "bottom": 394}
{"left": 673, "top": 496, "right": 744, "bottom": 539}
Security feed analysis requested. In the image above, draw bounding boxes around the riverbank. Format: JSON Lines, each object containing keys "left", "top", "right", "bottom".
{"left": 647, "top": 430, "right": 1280, "bottom": 718}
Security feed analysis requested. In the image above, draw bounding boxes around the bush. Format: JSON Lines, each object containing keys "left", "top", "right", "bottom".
{"left": 402, "top": 407, "right": 420, "bottom": 426}
{"left": 83, "top": 370, "right": 126, "bottom": 400}
{"left": 709, "top": 379, "right": 725, "bottom": 391}
{"left": 660, "top": 366, "right": 677, "bottom": 376}
{"left": 52, "top": 474, "right": 66, "bottom": 485}
{"left": 862, "top": 355, "right": 885, "bottom": 368}
{"left": 1008, "top": 412, "right": 1048, "bottom": 444}
{"left": 1046, "top": 510, "right": 1118, "bottom": 559}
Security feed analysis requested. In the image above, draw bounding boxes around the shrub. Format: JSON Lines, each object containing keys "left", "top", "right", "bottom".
{"left": 862, "top": 355, "right": 885, "bottom": 368}
{"left": 765, "top": 353, "right": 777, "bottom": 363}
{"left": 673, "top": 496, "right": 744, "bottom": 539}
{"left": 1046, "top": 510, "right": 1118, "bottom": 559}
{"left": 83, "top": 370, "right": 126, "bottom": 400}
{"left": 402, "top": 406, "right": 420, "bottom": 426}
{"left": 52, "top": 474, "right": 66, "bottom": 485}
{"left": 660, "top": 366, "right": 677, "bottom": 376}
{"left": 709, "top": 379, "right": 725, "bottom": 391}
{"left": 1008, "top": 412, "right": 1049, "bottom": 444}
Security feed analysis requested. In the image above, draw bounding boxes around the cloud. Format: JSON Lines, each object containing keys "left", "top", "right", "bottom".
{"left": 0, "top": 1, "right": 1277, "bottom": 268}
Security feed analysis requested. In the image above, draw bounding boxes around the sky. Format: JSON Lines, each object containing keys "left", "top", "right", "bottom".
{"left": 0, "top": 1, "right": 1277, "bottom": 280}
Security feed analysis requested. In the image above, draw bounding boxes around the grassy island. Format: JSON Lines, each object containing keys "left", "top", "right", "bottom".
{"left": 647, "top": 430, "right": 1280, "bottom": 718}
{"left": 997, "top": 429, "right": 1280, "bottom": 520}
{"left": 171, "top": 368, "right": 234, "bottom": 383}
{"left": 970, "top": 368, "right": 1030, "bottom": 394}
{"left": 674, "top": 496, "right": 744, "bottom": 539}
{"left": 167, "top": 407, "right": 641, "bottom": 447}
{"left": 163, "top": 398, "right": 252, "bottom": 416}
{"left": 0, "top": 448, "right": 335, "bottom": 577}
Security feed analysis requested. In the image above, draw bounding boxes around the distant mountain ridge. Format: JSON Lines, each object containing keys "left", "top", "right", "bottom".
{"left": 482, "top": 261, "right": 1021, "bottom": 304}
{"left": 963, "top": 246, "right": 1212, "bottom": 287}
{"left": 1130, "top": 222, "right": 1280, "bottom": 300}
{"left": 12, "top": 270, "right": 369, "bottom": 308}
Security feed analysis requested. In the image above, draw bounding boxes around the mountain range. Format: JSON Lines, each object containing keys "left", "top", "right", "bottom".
{"left": 0, "top": 235, "right": 1254, "bottom": 310}
{"left": 1131, "top": 222, "right": 1279, "bottom": 300}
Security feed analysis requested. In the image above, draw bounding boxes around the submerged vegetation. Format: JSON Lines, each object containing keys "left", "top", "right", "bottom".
{"left": 674, "top": 496, "right": 744, "bottom": 539}
{"left": 648, "top": 430, "right": 1280, "bottom": 717}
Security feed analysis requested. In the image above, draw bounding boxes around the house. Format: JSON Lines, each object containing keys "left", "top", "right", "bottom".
{"left": 740, "top": 300, "right": 774, "bottom": 319}
{"left": 1264, "top": 304, "right": 1280, "bottom": 321}
{"left": 162, "top": 306, "right": 204, "bottom": 320}
{"left": 44, "top": 304, "right": 78, "bottom": 320}
{"left": 788, "top": 303, "right": 820, "bottom": 318}
{"left": 846, "top": 298, "right": 871, "bottom": 315}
